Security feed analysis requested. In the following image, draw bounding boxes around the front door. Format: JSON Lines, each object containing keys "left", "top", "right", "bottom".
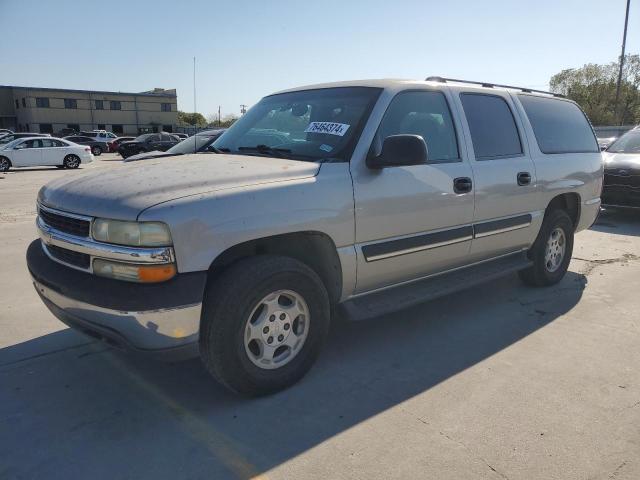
{"left": 351, "top": 89, "right": 475, "bottom": 293}
{"left": 11, "top": 139, "right": 43, "bottom": 167}
{"left": 453, "top": 90, "right": 540, "bottom": 261}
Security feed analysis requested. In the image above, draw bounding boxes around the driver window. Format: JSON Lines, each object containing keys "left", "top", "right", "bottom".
{"left": 374, "top": 91, "right": 460, "bottom": 163}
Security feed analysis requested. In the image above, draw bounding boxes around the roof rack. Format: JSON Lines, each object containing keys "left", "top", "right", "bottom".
{"left": 425, "top": 76, "right": 564, "bottom": 98}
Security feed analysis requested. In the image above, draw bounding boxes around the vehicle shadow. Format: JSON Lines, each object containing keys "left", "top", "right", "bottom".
{"left": 0, "top": 271, "right": 586, "bottom": 479}
{"left": 591, "top": 208, "right": 640, "bottom": 237}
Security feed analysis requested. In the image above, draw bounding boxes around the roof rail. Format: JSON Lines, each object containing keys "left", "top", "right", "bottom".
{"left": 425, "top": 76, "right": 564, "bottom": 98}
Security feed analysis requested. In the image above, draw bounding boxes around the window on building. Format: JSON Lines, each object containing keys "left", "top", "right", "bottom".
{"left": 460, "top": 93, "right": 522, "bottom": 159}
{"left": 518, "top": 95, "right": 598, "bottom": 154}
{"left": 97, "top": 124, "right": 106, "bottom": 130}
{"left": 95, "top": 100, "right": 104, "bottom": 110}
{"left": 64, "top": 99, "right": 78, "bottom": 109}
{"left": 162, "top": 124, "right": 173, "bottom": 132}
{"left": 36, "top": 97, "right": 50, "bottom": 108}
{"left": 39, "top": 123, "right": 53, "bottom": 134}
{"left": 110, "top": 101, "right": 121, "bottom": 110}
{"left": 112, "top": 124, "right": 123, "bottom": 134}
{"left": 15, "top": 99, "right": 19, "bottom": 109}
{"left": 375, "top": 90, "right": 459, "bottom": 163}
{"left": 67, "top": 124, "right": 80, "bottom": 132}
{"left": 161, "top": 103, "right": 172, "bottom": 112}
{"left": 22, "top": 98, "right": 26, "bottom": 107}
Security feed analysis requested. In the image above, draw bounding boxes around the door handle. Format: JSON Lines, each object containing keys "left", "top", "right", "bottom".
{"left": 453, "top": 177, "right": 473, "bottom": 194}
{"left": 517, "top": 172, "right": 532, "bottom": 186}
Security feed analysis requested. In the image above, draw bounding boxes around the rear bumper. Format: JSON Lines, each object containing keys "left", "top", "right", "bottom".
{"left": 576, "top": 197, "right": 602, "bottom": 232}
{"left": 27, "top": 239, "right": 206, "bottom": 356}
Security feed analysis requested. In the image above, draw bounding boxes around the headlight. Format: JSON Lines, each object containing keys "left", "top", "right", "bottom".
{"left": 93, "top": 259, "right": 176, "bottom": 283}
{"left": 92, "top": 219, "right": 172, "bottom": 247}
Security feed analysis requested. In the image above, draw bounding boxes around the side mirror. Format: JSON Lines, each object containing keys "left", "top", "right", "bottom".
{"left": 367, "top": 134, "right": 428, "bottom": 169}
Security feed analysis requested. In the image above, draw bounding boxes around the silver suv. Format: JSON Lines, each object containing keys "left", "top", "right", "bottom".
{"left": 27, "top": 78, "right": 603, "bottom": 396}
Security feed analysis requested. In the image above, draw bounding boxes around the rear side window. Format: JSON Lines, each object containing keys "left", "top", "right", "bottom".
{"left": 460, "top": 93, "right": 522, "bottom": 159}
{"left": 518, "top": 95, "right": 598, "bottom": 154}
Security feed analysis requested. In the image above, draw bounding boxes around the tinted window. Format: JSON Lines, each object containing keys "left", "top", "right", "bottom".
{"left": 460, "top": 94, "right": 522, "bottom": 159}
{"left": 95, "top": 100, "right": 104, "bottom": 110}
{"left": 375, "top": 90, "right": 459, "bottom": 162}
{"left": 518, "top": 95, "right": 598, "bottom": 154}
{"left": 110, "top": 101, "right": 121, "bottom": 110}
{"left": 36, "top": 97, "right": 49, "bottom": 108}
{"left": 64, "top": 99, "right": 77, "bottom": 109}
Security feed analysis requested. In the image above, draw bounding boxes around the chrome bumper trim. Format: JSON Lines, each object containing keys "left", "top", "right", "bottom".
{"left": 37, "top": 216, "right": 175, "bottom": 273}
{"left": 33, "top": 279, "right": 201, "bottom": 350}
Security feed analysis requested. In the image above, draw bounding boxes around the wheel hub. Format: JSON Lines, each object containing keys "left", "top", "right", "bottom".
{"left": 261, "top": 310, "right": 292, "bottom": 346}
{"left": 544, "top": 227, "right": 566, "bottom": 273}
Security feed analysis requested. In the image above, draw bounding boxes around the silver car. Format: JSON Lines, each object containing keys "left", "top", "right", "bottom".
{"left": 27, "top": 78, "right": 602, "bottom": 395}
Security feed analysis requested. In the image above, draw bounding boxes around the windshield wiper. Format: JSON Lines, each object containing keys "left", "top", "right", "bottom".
{"left": 238, "top": 144, "right": 292, "bottom": 158}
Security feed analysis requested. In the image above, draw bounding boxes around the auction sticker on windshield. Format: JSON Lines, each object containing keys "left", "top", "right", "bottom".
{"left": 304, "top": 122, "right": 350, "bottom": 136}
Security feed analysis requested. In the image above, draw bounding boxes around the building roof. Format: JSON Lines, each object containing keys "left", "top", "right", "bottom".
{"left": 0, "top": 85, "right": 177, "bottom": 98}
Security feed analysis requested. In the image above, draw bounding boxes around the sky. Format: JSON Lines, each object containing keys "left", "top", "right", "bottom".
{"left": 1, "top": 0, "right": 638, "bottom": 119}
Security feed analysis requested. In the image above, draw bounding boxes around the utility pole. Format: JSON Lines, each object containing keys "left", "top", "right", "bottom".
{"left": 615, "top": 0, "right": 631, "bottom": 125}
{"left": 218, "top": 105, "right": 221, "bottom": 126}
{"left": 193, "top": 56, "right": 197, "bottom": 133}
{"left": 240, "top": 104, "right": 248, "bottom": 115}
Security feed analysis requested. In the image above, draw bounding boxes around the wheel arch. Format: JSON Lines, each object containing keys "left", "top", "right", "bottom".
{"left": 206, "top": 231, "right": 343, "bottom": 305}
{"left": 545, "top": 192, "right": 581, "bottom": 230}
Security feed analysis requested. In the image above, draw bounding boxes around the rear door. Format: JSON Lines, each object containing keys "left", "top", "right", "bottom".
{"left": 351, "top": 88, "right": 475, "bottom": 293}
{"left": 453, "top": 89, "right": 540, "bottom": 261}
{"left": 41, "top": 138, "right": 67, "bottom": 165}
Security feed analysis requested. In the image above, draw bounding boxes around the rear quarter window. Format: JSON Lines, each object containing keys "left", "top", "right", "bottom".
{"left": 518, "top": 95, "right": 598, "bottom": 154}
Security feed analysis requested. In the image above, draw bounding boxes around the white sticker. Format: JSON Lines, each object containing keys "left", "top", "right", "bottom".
{"left": 319, "top": 144, "right": 333, "bottom": 152}
{"left": 304, "top": 122, "right": 350, "bottom": 136}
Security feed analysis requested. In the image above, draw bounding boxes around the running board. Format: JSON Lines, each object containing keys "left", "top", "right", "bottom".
{"left": 339, "top": 251, "right": 532, "bottom": 321}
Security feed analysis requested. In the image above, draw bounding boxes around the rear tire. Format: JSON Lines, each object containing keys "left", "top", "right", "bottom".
{"left": 0, "top": 156, "right": 11, "bottom": 172}
{"left": 519, "top": 209, "right": 574, "bottom": 287}
{"left": 199, "top": 255, "right": 330, "bottom": 396}
{"left": 63, "top": 154, "right": 80, "bottom": 169}
{"left": 91, "top": 146, "right": 102, "bottom": 156}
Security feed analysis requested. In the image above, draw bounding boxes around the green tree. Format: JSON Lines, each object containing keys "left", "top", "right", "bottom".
{"left": 549, "top": 54, "right": 640, "bottom": 126}
{"left": 177, "top": 111, "right": 207, "bottom": 127}
{"left": 207, "top": 114, "right": 239, "bottom": 128}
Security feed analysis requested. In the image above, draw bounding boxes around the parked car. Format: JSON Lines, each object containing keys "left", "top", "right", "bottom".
{"left": 27, "top": 78, "right": 602, "bottom": 396}
{"left": 0, "top": 136, "right": 93, "bottom": 171}
{"left": 118, "top": 132, "right": 180, "bottom": 158}
{"left": 79, "top": 130, "right": 119, "bottom": 142}
{"left": 64, "top": 135, "right": 109, "bottom": 156}
{"left": 0, "top": 132, "right": 50, "bottom": 146}
{"left": 108, "top": 136, "right": 136, "bottom": 152}
{"left": 0, "top": 129, "right": 13, "bottom": 136}
{"left": 602, "top": 127, "right": 640, "bottom": 208}
{"left": 125, "top": 129, "right": 226, "bottom": 161}
{"left": 597, "top": 136, "right": 617, "bottom": 150}
{"left": 174, "top": 133, "right": 189, "bottom": 140}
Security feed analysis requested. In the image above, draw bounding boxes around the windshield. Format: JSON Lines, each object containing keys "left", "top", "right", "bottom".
{"left": 1, "top": 138, "right": 24, "bottom": 149}
{"left": 167, "top": 133, "right": 221, "bottom": 154}
{"left": 607, "top": 131, "right": 640, "bottom": 153}
{"left": 213, "top": 87, "right": 382, "bottom": 162}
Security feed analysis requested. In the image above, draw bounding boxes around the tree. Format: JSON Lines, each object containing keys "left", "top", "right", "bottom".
{"left": 549, "top": 54, "right": 640, "bottom": 126}
{"left": 177, "top": 111, "right": 207, "bottom": 127}
{"left": 207, "top": 113, "right": 239, "bottom": 128}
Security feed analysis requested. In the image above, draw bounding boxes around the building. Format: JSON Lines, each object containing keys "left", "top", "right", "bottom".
{"left": 0, "top": 85, "right": 178, "bottom": 135}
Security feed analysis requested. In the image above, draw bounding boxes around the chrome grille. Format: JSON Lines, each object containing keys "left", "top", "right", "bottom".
{"left": 39, "top": 207, "right": 91, "bottom": 237}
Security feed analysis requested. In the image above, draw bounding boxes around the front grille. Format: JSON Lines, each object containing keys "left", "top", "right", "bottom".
{"left": 39, "top": 208, "right": 90, "bottom": 237}
{"left": 46, "top": 244, "right": 91, "bottom": 269}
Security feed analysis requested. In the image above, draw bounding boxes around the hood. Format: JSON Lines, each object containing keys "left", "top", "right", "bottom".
{"left": 38, "top": 154, "right": 320, "bottom": 220}
{"left": 603, "top": 152, "right": 640, "bottom": 170}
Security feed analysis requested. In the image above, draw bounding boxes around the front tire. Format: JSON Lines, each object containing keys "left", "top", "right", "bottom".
{"left": 63, "top": 154, "right": 80, "bottom": 169}
{"left": 200, "top": 255, "right": 330, "bottom": 396}
{"left": 519, "top": 209, "right": 574, "bottom": 286}
{"left": 0, "top": 156, "right": 11, "bottom": 172}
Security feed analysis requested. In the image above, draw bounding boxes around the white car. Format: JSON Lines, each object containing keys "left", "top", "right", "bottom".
{"left": 0, "top": 137, "right": 93, "bottom": 172}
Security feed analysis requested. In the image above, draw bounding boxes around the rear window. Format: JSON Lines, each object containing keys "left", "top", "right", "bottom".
{"left": 460, "top": 93, "right": 522, "bottom": 159}
{"left": 518, "top": 95, "right": 598, "bottom": 154}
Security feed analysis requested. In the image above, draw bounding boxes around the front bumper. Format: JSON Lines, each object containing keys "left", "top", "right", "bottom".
{"left": 27, "top": 239, "right": 206, "bottom": 356}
